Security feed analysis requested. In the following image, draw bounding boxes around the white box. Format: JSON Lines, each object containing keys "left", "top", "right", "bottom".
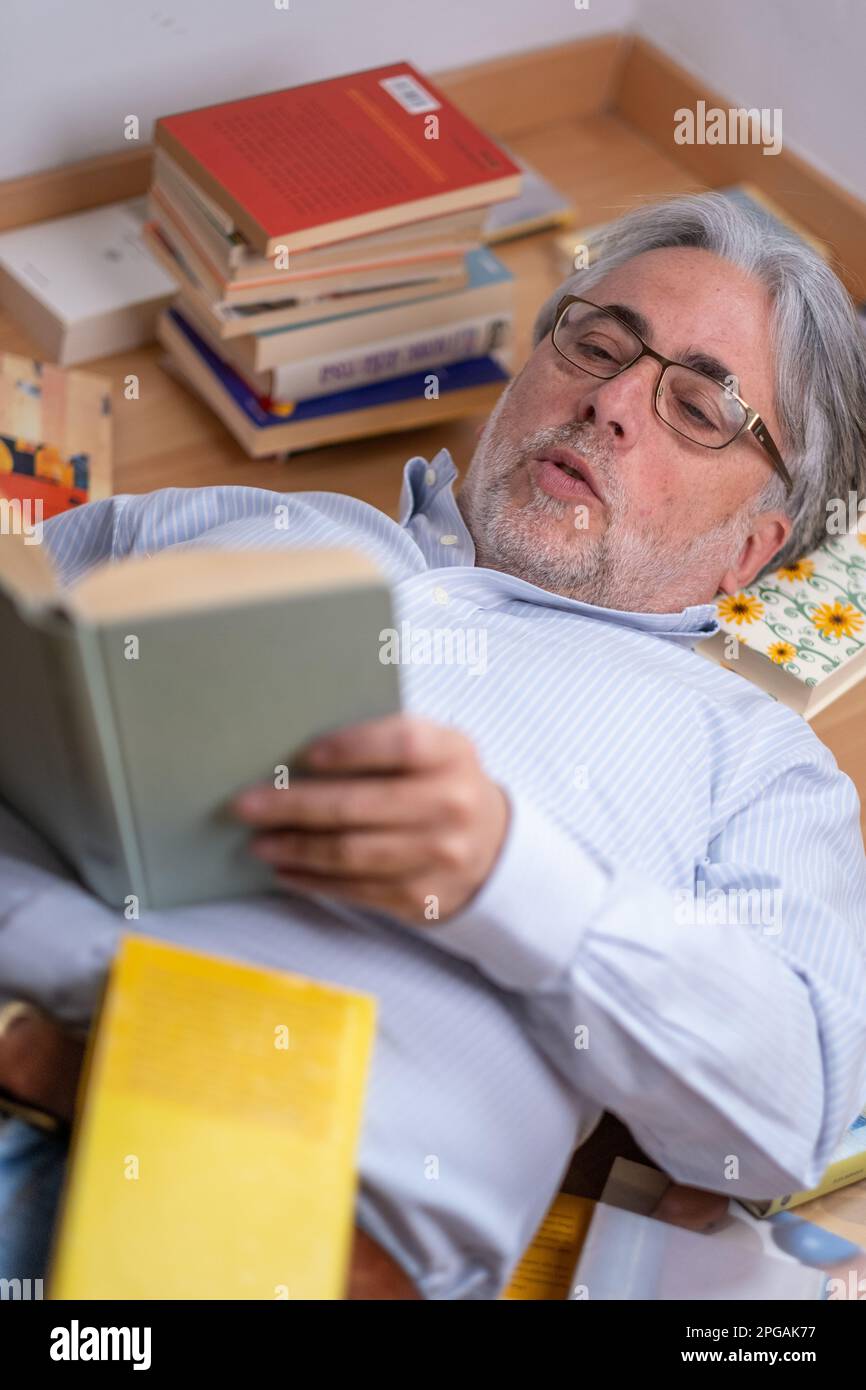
{"left": 0, "top": 197, "right": 176, "bottom": 365}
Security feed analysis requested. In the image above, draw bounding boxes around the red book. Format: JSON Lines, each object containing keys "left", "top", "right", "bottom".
{"left": 154, "top": 62, "right": 521, "bottom": 258}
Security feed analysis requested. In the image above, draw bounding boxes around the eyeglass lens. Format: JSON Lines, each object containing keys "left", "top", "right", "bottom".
{"left": 554, "top": 302, "right": 747, "bottom": 447}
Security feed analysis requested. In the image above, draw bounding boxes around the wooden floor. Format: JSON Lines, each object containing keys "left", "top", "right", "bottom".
{"left": 2, "top": 108, "right": 864, "bottom": 831}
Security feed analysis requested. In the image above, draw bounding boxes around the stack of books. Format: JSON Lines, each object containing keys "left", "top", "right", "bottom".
{"left": 145, "top": 62, "right": 521, "bottom": 456}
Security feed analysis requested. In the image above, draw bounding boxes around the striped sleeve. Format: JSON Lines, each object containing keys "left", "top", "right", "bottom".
{"left": 43, "top": 496, "right": 130, "bottom": 584}
{"left": 430, "top": 759, "right": 866, "bottom": 1201}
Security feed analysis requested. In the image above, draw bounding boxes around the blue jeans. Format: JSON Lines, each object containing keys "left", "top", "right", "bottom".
{"left": 0, "top": 1116, "right": 68, "bottom": 1283}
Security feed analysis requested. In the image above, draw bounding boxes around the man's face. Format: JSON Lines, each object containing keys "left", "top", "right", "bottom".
{"left": 458, "top": 246, "right": 791, "bottom": 612}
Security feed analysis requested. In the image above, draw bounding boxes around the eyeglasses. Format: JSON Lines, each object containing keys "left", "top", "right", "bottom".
{"left": 551, "top": 296, "right": 793, "bottom": 495}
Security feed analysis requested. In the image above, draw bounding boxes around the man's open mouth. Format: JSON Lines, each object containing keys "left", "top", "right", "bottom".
{"left": 530, "top": 450, "right": 604, "bottom": 505}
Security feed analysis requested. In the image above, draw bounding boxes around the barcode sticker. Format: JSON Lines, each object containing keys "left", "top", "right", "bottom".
{"left": 380, "top": 74, "right": 441, "bottom": 115}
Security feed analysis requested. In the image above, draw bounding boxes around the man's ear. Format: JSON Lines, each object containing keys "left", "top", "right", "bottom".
{"left": 717, "top": 511, "right": 791, "bottom": 593}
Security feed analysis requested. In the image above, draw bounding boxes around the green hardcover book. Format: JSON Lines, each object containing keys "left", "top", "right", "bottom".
{"left": 0, "top": 531, "right": 399, "bottom": 909}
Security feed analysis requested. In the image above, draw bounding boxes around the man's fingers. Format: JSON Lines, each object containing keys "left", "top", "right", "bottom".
{"left": 252, "top": 828, "right": 439, "bottom": 878}
{"left": 299, "top": 714, "right": 468, "bottom": 775}
{"left": 233, "top": 772, "right": 466, "bottom": 830}
{"left": 275, "top": 870, "right": 428, "bottom": 917}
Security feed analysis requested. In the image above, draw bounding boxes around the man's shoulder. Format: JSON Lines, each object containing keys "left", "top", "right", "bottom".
{"left": 682, "top": 642, "right": 840, "bottom": 773}
{"left": 117, "top": 483, "right": 327, "bottom": 537}
{"left": 83, "top": 483, "right": 392, "bottom": 553}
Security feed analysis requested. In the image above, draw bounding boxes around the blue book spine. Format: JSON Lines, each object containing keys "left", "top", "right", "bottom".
{"left": 168, "top": 309, "right": 509, "bottom": 429}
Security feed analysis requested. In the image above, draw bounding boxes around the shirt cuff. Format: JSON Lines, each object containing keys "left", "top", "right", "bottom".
{"left": 427, "top": 791, "right": 610, "bottom": 992}
{"left": 0, "top": 886, "right": 118, "bottom": 1026}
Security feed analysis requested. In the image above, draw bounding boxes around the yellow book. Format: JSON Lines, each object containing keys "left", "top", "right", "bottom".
{"left": 501, "top": 1192, "right": 594, "bottom": 1300}
{"left": 49, "top": 935, "right": 376, "bottom": 1299}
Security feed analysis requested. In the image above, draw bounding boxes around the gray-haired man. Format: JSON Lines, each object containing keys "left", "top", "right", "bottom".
{"left": 2, "top": 193, "right": 866, "bottom": 1299}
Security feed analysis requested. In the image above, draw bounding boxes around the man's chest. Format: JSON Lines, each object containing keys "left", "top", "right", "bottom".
{"left": 394, "top": 593, "right": 719, "bottom": 885}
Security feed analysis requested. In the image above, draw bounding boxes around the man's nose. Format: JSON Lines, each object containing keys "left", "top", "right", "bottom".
{"left": 574, "top": 358, "right": 659, "bottom": 443}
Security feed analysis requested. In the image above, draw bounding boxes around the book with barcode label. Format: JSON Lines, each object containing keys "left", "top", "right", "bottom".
{"left": 154, "top": 61, "right": 521, "bottom": 257}
{"left": 380, "top": 73, "right": 441, "bottom": 114}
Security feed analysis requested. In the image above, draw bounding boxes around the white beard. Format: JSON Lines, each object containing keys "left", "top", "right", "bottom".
{"left": 457, "top": 387, "right": 752, "bottom": 612}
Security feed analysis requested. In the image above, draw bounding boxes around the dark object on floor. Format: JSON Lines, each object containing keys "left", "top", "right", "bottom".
{"left": 561, "top": 1113, "right": 657, "bottom": 1200}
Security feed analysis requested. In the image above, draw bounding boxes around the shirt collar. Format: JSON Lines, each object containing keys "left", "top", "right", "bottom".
{"left": 398, "top": 449, "right": 720, "bottom": 646}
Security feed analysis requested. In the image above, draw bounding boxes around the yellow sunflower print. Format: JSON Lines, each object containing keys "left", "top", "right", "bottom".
{"left": 767, "top": 640, "right": 797, "bottom": 665}
{"left": 810, "top": 601, "right": 864, "bottom": 640}
{"left": 776, "top": 558, "right": 815, "bottom": 582}
{"left": 717, "top": 593, "right": 765, "bottom": 626}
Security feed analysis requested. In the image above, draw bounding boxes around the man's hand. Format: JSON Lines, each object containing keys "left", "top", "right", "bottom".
{"left": 232, "top": 714, "right": 510, "bottom": 925}
{"left": 651, "top": 1182, "right": 730, "bottom": 1233}
{"left": 0, "top": 1004, "right": 85, "bottom": 1122}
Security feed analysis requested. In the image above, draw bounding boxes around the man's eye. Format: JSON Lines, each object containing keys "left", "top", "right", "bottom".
{"left": 676, "top": 396, "right": 719, "bottom": 430}
{"left": 577, "top": 340, "right": 617, "bottom": 362}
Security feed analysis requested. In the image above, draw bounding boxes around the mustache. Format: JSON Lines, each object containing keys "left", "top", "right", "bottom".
{"left": 509, "top": 425, "right": 617, "bottom": 486}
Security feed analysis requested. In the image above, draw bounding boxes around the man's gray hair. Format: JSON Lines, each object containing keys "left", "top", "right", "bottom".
{"left": 532, "top": 193, "right": 866, "bottom": 575}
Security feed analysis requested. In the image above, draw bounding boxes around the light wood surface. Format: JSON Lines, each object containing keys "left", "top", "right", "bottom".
{"left": 1, "top": 41, "right": 864, "bottom": 832}
{"left": 618, "top": 37, "right": 866, "bottom": 300}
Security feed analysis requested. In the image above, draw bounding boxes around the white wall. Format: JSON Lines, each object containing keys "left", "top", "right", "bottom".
{"left": 5, "top": 0, "right": 862, "bottom": 201}
{"left": 636, "top": 0, "right": 866, "bottom": 201}
{"left": 0, "top": 0, "right": 635, "bottom": 181}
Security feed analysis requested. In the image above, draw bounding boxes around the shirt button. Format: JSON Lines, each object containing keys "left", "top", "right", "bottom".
{"left": 432, "top": 586, "right": 449, "bottom": 605}
{"left": 425, "top": 467, "right": 437, "bottom": 486}
{"left": 439, "top": 534, "right": 458, "bottom": 545}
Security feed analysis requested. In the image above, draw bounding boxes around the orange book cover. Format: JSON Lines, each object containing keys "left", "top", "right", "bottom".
{"left": 0, "top": 352, "right": 112, "bottom": 520}
{"left": 155, "top": 62, "right": 521, "bottom": 257}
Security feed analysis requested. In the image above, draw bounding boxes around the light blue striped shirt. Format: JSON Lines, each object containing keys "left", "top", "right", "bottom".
{"left": 2, "top": 448, "right": 866, "bottom": 1299}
